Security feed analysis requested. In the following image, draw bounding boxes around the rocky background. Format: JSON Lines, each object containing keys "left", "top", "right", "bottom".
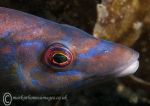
{"left": 0, "top": 0, "right": 150, "bottom": 106}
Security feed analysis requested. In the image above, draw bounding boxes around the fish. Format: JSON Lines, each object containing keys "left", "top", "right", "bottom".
{"left": 0, "top": 7, "right": 139, "bottom": 93}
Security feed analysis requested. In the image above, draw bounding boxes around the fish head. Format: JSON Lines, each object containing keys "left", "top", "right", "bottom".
{"left": 16, "top": 24, "right": 139, "bottom": 93}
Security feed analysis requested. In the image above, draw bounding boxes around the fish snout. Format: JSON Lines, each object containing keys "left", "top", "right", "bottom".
{"left": 117, "top": 47, "right": 139, "bottom": 76}
{"left": 111, "top": 44, "right": 139, "bottom": 77}
{"left": 77, "top": 40, "right": 139, "bottom": 78}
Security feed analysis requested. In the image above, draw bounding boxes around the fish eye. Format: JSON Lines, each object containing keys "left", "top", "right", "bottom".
{"left": 44, "top": 43, "right": 73, "bottom": 69}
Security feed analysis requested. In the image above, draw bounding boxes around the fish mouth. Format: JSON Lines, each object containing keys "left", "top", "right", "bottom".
{"left": 116, "top": 51, "right": 139, "bottom": 77}
{"left": 118, "top": 60, "right": 139, "bottom": 76}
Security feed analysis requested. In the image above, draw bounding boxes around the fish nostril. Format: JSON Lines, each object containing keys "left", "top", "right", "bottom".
{"left": 104, "top": 50, "right": 109, "bottom": 53}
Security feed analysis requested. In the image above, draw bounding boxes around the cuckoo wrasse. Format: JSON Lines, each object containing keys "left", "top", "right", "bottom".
{"left": 0, "top": 7, "right": 139, "bottom": 93}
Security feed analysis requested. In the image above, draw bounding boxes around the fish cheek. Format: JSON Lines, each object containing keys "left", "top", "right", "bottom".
{"left": 29, "top": 67, "right": 84, "bottom": 92}
{"left": 0, "top": 44, "right": 16, "bottom": 70}
{"left": 16, "top": 41, "right": 45, "bottom": 88}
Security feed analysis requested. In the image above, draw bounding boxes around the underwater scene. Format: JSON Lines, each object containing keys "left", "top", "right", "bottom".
{"left": 0, "top": 0, "right": 149, "bottom": 106}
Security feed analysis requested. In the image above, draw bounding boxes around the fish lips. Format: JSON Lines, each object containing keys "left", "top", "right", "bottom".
{"left": 115, "top": 50, "right": 139, "bottom": 77}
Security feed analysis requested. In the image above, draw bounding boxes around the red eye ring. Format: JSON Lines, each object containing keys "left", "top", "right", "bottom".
{"left": 44, "top": 43, "right": 73, "bottom": 68}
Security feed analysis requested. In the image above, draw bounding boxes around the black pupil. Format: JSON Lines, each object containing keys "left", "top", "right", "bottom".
{"left": 53, "top": 53, "right": 68, "bottom": 63}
